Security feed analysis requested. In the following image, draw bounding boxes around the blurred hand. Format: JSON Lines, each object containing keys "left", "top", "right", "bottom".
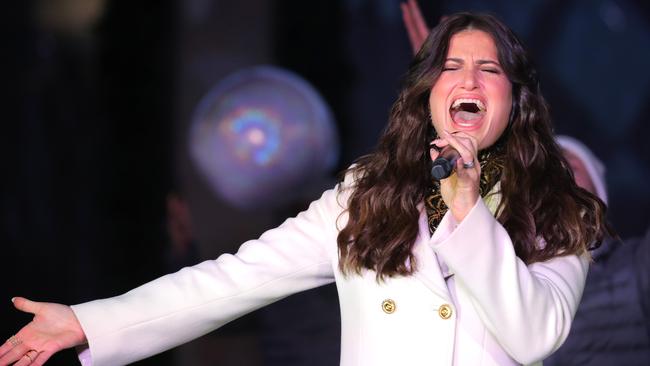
{"left": 167, "top": 192, "right": 195, "bottom": 253}
{"left": 0, "top": 298, "right": 86, "bottom": 366}
{"left": 431, "top": 131, "right": 480, "bottom": 222}
{"left": 401, "top": 0, "right": 430, "bottom": 55}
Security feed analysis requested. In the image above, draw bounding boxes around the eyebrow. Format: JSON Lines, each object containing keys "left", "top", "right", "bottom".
{"left": 445, "top": 58, "right": 502, "bottom": 67}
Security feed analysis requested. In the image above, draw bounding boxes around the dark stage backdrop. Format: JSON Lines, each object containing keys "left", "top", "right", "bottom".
{"left": 2, "top": 1, "right": 649, "bottom": 366}
{"left": 1, "top": 1, "right": 176, "bottom": 365}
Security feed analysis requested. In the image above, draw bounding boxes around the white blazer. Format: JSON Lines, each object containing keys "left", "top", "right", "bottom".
{"left": 71, "top": 174, "right": 588, "bottom": 366}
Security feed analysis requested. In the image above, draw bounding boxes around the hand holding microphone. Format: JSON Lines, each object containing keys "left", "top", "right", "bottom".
{"left": 429, "top": 131, "right": 480, "bottom": 223}
{"left": 430, "top": 132, "right": 477, "bottom": 180}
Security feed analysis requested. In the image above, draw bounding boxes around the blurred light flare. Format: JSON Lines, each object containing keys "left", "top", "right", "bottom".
{"left": 225, "top": 108, "right": 281, "bottom": 166}
{"left": 189, "top": 66, "right": 339, "bottom": 209}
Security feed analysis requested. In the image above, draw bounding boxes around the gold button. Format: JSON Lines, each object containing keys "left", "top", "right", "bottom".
{"left": 438, "top": 304, "right": 452, "bottom": 319}
{"left": 381, "top": 299, "right": 396, "bottom": 314}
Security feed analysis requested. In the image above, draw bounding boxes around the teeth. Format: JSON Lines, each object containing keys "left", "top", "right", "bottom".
{"left": 451, "top": 98, "right": 486, "bottom": 111}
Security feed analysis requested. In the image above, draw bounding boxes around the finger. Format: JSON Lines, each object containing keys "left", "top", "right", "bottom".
{"left": 429, "top": 139, "right": 448, "bottom": 160}
{"left": 443, "top": 131, "right": 476, "bottom": 164}
{"left": 408, "top": 0, "right": 429, "bottom": 41}
{"left": 0, "top": 338, "right": 14, "bottom": 358}
{"left": 13, "top": 298, "right": 41, "bottom": 315}
{"left": 456, "top": 156, "right": 479, "bottom": 175}
{"left": 450, "top": 132, "right": 479, "bottom": 158}
{"left": 0, "top": 343, "right": 29, "bottom": 366}
{"left": 30, "top": 350, "right": 52, "bottom": 366}
{"left": 430, "top": 138, "right": 448, "bottom": 149}
{"left": 13, "top": 353, "right": 33, "bottom": 366}
{"left": 0, "top": 334, "right": 25, "bottom": 359}
{"left": 458, "top": 136, "right": 479, "bottom": 167}
{"left": 455, "top": 156, "right": 481, "bottom": 185}
{"left": 401, "top": 3, "right": 420, "bottom": 55}
{"left": 444, "top": 132, "right": 481, "bottom": 180}
{"left": 447, "top": 131, "right": 478, "bottom": 152}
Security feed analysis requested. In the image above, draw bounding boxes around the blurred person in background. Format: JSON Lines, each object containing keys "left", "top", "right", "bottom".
{"left": 164, "top": 192, "right": 200, "bottom": 272}
{"left": 543, "top": 136, "right": 650, "bottom": 366}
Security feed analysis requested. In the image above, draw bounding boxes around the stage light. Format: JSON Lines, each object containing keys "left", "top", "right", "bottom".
{"left": 189, "top": 66, "right": 339, "bottom": 209}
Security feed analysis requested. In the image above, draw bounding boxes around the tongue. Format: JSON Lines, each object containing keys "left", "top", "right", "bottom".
{"left": 452, "top": 110, "right": 483, "bottom": 124}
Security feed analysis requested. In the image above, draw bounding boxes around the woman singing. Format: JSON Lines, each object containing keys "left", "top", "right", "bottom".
{"left": 1, "top": 12, "right": 609, "bottom": 366}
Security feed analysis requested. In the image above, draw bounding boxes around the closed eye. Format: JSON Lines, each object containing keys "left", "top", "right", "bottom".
{"left": 482, "top": 68, "right": 500, "bottom": 74}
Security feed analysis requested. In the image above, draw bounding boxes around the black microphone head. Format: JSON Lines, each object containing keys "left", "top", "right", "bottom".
{"left": 431, "top": 158, "right": 454, "bottom": 180}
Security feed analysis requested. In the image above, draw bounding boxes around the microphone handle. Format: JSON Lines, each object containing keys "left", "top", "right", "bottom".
{"left": 431, "top": 146, "right": 460, "bottom": 180}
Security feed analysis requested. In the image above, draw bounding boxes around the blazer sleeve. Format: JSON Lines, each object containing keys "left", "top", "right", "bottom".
{"left": 71, "top": 180, "right": 351, "bottom": 366}
{"left": 430, "top": 198, "right": 589, "bottom": 365}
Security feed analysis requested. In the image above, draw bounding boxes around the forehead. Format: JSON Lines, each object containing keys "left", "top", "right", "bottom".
{"left": 447, "top": 30, "right": 498, "bottom": 59}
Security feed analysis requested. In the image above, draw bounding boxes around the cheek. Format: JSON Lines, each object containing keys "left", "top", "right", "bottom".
{"left": 480, "top": 92, "right": 511, "bottom": 148}
{"left": 496, "top": 98, "right": 512, "bottom": 129}
{"left": 495, "top": 80, "right": 513, "bottom": 111}
{"left": 429, "top": 78, "right": 454, "bottom": 127}
{"left": 491, "top": 84, "right": 512, "bottom": 129}
{"left": 428, "top": 94, "right": 446, "bottom": 133}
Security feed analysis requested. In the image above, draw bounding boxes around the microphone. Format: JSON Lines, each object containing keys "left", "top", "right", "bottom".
{"left": 431, "top": 145, "right": 460, "bottom": 180}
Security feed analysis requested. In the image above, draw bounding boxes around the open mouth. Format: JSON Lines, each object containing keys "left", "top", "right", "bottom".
{"left": 449, "top": 98, "right": 486, "bottom": 127}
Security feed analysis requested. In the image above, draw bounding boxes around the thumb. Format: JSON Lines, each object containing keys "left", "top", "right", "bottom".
{"left": 430, "top": 139, "right": 447, "bottom": 161}
{"left": 12, "top": 297, "right": 41, "bottom": 315}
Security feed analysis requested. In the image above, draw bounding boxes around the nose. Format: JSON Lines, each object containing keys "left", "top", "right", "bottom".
{"left": 462, "top": 68, "right": 478, "bottom": 90}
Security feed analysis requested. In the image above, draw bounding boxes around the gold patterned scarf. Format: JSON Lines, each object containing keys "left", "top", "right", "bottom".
{"left": 425, "top": 140, "right": 506, "bottom": 234}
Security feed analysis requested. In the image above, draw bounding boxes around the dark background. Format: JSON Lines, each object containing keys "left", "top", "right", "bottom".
{"left": 2, "top": 0, "right": 649, "bottom": 365}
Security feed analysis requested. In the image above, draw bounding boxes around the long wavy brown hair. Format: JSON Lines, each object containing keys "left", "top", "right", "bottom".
{"left": 337, "top": 12, "right": 611, "bottom": 280}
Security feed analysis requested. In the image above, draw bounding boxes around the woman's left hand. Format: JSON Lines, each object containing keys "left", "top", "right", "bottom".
{"left": 431, "top": 131, "right": 481, "bottom": 222}
{"left": 0, "top": 298, "right": 86, "bottom": 366}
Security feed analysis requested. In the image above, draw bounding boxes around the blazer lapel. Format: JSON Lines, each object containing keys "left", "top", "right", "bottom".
{"left": 412, "top": 203, "right": 452, "bottom": 302}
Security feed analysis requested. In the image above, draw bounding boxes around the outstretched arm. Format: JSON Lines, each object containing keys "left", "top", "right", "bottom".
{"left": 69, "top": 183, "right": 345, "bottom": 365}
{"left": 0, "top": 298, "right": 86, "bottom": 366}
